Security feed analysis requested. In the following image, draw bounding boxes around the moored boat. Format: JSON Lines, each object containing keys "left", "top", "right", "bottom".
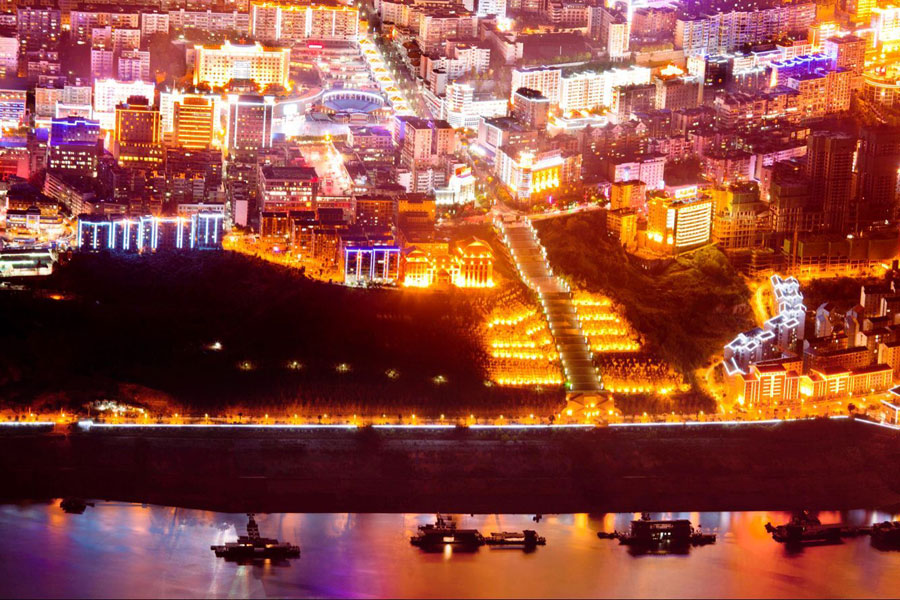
{"left": 485, "top": 530, "right": 546, "bottom": 548}
{"left": 764, "top": 512, "right": 843, "bottom": 545}
{"left": 210, "top": 514, "right": 300, "bottom": 561}
{"left": 871, "top": 521, "right": 900, "bottom": 548}
{"left": 60, "top": 498, "right": 93, "bottom": 514}
{"left": 410, "top": 514, "right": 484, "bottom": 548}
{"left": 603, "top": 513, "right": 716, "bottom": 550}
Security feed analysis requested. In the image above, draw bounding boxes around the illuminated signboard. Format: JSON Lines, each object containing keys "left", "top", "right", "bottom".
{"left": 673, "top": 186, "right": 699, "bottom": 200}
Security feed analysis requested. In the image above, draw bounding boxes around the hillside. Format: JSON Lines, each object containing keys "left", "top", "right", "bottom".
{"left": 534, "top": 212, "right": 754, "bottom": 376}
{"left": 0, "top": 252, "right": 563, "bottom": 419}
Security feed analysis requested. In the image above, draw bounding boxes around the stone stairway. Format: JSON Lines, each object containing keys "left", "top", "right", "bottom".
{"left": 497, "top": 217, "right": 603, "bottom": 395}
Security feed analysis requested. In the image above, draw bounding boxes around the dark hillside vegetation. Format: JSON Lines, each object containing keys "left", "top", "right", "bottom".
{"left": 1, "top": 252, "right": 562, "bottom": 418}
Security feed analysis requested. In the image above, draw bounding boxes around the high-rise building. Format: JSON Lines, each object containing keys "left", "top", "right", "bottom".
{"left": 355, "top": 196, "right": 395, "bottom": 228}
{"left": 0, "top": 36, "right": 17, "bottom": 78}
{"left": 805, "top": 131, "right": 856, "bottom": 233}
{"left": 394, "top": 116, "right": 457, "bottom": 193}
{"left": 68, "top": 10, "right": 140, "bottom": 37}
{"left": 477, "top": 117, "right": 539, "bottom": 157}
{"left": 675, "top": 4, "right": 816, "bottom": 56}
{"left": 824, "top": 36, "right": 865, "bottom": 79}
{"left": 767, "top": 54, "right": 832, "bottom": 88}
{"left": 712, "top": 182, "right": 769, "bottom": 252}
{"left": 141, "top": 12, "right": 170, "bottom": 38}
{"left": 632, "top": 7, "right": 677, "bottom": 40}
{"left": 512, "top": 88, "right": 549, "bottom": 130}
{"left": 841, "top": 0, "right": 875, "bottom": 24}
{"left": 510, "top": 66, "right": 562, "bottom": 105}
{"left": 857, "top": 126, "right": 900, "bottom": 227}
{"left": 226, "top": 94, "right": 274, "bottom": 153}
{"left": 173, "top": 96, "right": 215, "bottom": 149}
{"left": 872, "top": 6, "right": 900, "bottom": 54}
{"left": 91, "top": 26, "right": 111, "bottom": 49}
{"left": 768, "top": 165, "right": 821, "bottom": 244}
{"left": 91, "top": 48, "right": 115, "bottom": 80}
{"left": 417, "top": 11, "right": 479, "bottom": 52}
{"left": 495, "top": 144, "right": 582, "bottom": 201}
{"left": 421, "top": 42, "right": 491, "bottom": 84}
{"left": 548, "top": 1, "right": 590, "bottom": 28}
{"left": 111, "top": 28, "right": 141, "bottom": 53}
{"left": 167, "top": 9, "right": 250, "bottom": 36}
{"left": 113, "top": 96, "right": 163, "bottom": 167}
{"left": 559, "top": 66, "right": 651, "bottom": 112}
{"left": 604, "top": 154, "right": 666, "bottom": 190}
{"left": 250, "top": 2, "right": 360, "bottom": 44}
{"left": 433, "top": 82, "right": 507, "bottom": 130}
{"left": 159, "top": 89, "right": 222, "bottom": 135}
{"left": 654, "top": 71, "right": 703, "bottom": 111}
{"left": 193, "top": 42, "right": 291, "bottom": 89}
{"left": 396, "top": 117, "right": 456, "bottom": 167}
{"left": 477, "top": 0, "right": 507, "bottom": 17}
{"left": 0, "top": 85, "right": 27, "bottom": 127}
{"left": 47, "top": 116, "right": 102, "bottom": 176}
{"left": 117, "top": 49, "right": 151, "bottom": 82}
{"left": 613, "top": 83, "right": 657, "bottom": 121}
{"left": 164, "top": 147, "right": 224, "bottom": 204}
{"left": 646, "top": 189, "right": 714, "bottom": 253}
{"left": 93, "top": 78, "right": 156, "bottom": 130}
{"left": 786, "top": 68, "right": 852, "bottom": 120}
{"left": 609, "top": 180, "right": 646, "bottom": 211}
{"left": 588, "top": 6, "right": 629, "bottom": 59}
{"left": 559, "top": 71, "right": 603, "bottom": 112}
{"left": 70, "top": 11, "right": 102, "bottom": 43}
{"left": 35, "top": 84, "right": 92, "bottom": 119}
{"left": 23, "top": 47, "right": 61, "bottom": 85}
{"left": 258, "top": 165, "right": 319, "bottom": 215}
{"left": 16, "top": 7, "right": 61, "bottom": 57}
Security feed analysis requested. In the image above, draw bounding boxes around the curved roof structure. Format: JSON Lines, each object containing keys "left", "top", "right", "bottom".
{"left": 321, "top": 89, "right": 386, "bottom": 114}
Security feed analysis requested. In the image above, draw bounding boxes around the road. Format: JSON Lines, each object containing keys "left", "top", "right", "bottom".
{"left": 358, "top": 33, "right": 417, "bottom": 117}
{"left": 528, "top": 203, "right": 604, "bottom": 221}
{"left": 358, "top": 11, "right": 430, "bottom": 119}
{"left": 6, "top": 406, "right": 897, "bottom": 428}
{"left": 750, "top": 280, "right": 773, "bottom": 326}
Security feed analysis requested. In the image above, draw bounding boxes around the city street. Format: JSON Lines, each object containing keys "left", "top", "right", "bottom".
{"left": 358, "top": 31, "right": 422, "bottom": 118}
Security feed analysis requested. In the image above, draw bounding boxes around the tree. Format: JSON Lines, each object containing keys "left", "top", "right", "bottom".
{"left": 148, "top": 33, "right": 187, "bottom": 80}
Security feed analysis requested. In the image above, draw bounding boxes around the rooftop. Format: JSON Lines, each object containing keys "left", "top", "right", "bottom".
{"left": 260, "top": 166, "right": 318, "bottom": 180}
{"left": 514, "top": 87, "right": 548, "bottom": 101}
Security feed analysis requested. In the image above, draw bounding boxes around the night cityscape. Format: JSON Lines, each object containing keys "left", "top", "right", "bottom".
{"left": 0, "top": 0, "right": 899, "bottom": 596}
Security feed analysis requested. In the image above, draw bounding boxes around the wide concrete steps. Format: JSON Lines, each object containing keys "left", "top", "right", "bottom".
{"left": 497, "top": 217, "right": 602, "bottom": 394}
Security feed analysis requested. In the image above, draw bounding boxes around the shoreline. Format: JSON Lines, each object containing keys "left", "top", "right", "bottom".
{"left": 3, "top": 419, "right": 899, "bottom": 514}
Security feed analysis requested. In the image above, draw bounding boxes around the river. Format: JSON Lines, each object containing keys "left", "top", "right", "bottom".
{"left": 0, "top": 503, "right": 898, "bottom": 598}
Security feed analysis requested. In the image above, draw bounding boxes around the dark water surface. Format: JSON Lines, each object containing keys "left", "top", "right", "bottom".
{"left": 0, "top": 504, "right": 898, "bottom": 598}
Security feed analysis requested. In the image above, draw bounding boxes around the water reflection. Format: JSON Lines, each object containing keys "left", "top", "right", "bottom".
{"left": 0, "top": 503, "right": 897, "bottom": 598}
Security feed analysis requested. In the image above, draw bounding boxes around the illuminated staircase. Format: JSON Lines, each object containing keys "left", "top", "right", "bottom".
{"left": 496, "top": 216, "right": 604, "bottom": 403}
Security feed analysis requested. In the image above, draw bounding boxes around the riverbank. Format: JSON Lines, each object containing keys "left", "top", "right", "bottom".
{"left": 2, "top": 419, "right": 898, "bottom": 514}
